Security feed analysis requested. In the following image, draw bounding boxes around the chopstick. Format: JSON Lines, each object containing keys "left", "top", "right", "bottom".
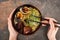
{"left": 24, "top": 19, "right": 40, "bottom": 23}
{"left": 42, "top": 23, "right": 60, "bottom": 28}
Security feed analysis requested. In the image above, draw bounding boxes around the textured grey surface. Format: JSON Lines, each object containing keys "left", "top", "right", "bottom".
{"left": 0, "top": 0, "right": 60, "bottom": 40}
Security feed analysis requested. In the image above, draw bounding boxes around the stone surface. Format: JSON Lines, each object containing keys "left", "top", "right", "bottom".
{"left": 0, "top": 0, "right": 60, "bottom": 40}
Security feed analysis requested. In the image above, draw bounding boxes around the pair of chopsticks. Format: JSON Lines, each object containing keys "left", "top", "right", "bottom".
{"left": 42, "top": 17, "right": 60, "bottom": 28}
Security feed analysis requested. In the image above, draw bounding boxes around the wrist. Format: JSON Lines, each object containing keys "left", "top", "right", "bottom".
{"left": 9, "top": 34, "right": 18, "bottom": 40}
{"left": 49, "top": 38, "right": 56, "bottom": 40}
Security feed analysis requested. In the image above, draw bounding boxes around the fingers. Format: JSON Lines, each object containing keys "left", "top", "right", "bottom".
{"left": 42, "top": 17, "right": 60, "bottom": 29}
{"left": 44, "top": 17, "right": 57, "bottom": 22}
{"left": 41, "top": 20, "right": 49, "bottom": 26}
{"left": 55, "top": 24, "right": 60, "bottom": 27}
{"left": 44, "top": 17, "right": 58, "bottom": 29}
{"left": 55, "top": 27, "right": 59, "bottom": 33}
{"left": 8, "top": 18, "right": 11, "bottom": 32}
{"left": 8, "top": 14, "right": 13, "bottom": 30}
{"left": 8, "top": 17, "right": 12, "bottom": 30}
{"left": 42, "top": 24, "right": 46, "bottom": 26}
{"left": 41, "top": 20, "right": 48, "bottom": 24}
{"left": 8, "top": 17, "right": 15, "bottom": 33}
{"left": 49, "top": 19, "right": 55, "bottom": 29}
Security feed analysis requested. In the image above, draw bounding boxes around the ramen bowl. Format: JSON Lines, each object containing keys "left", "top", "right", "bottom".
{"left": 11, "top": 4, "right": 42, "bottom": 35}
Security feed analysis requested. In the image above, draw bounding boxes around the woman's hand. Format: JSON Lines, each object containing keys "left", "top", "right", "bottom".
{"left": 8, "top": 9, "right": 18, "bottom": 40}
{"left": 42, "top": 17, "right": 59, "bottom": 40}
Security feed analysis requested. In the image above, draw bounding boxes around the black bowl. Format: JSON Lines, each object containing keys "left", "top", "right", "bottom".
{"left": 11, "top": 4, "right": 42, "bottom": 35}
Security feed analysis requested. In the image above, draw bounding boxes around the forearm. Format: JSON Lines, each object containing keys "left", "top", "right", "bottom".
{"left": 49, "top": 39, "right": 56, "bottom": 40}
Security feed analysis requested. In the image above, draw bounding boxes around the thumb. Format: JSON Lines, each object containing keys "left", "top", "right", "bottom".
{"left": 49, "top": 19, "right": 55, "bottom": 29}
